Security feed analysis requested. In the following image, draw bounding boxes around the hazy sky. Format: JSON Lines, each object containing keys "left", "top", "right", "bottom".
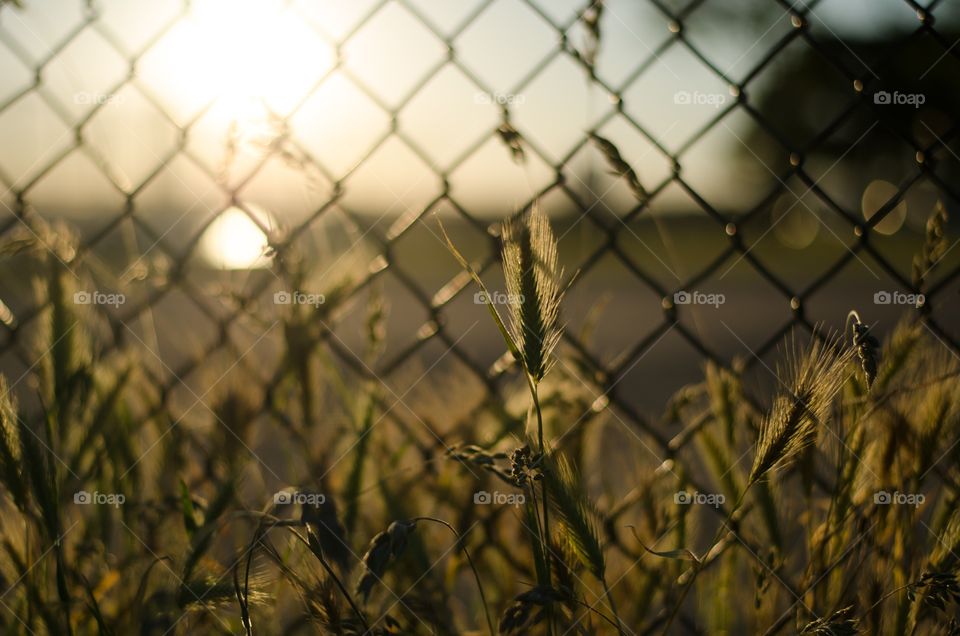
{"left": 0, "top": 0, "right": 954, "bottom": 238}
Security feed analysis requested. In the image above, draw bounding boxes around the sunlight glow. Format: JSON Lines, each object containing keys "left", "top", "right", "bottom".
{"left": 200, "top": 206, "right": 273, "bottom": 269}
{"left": 191, "top": 0, "right": 334, "bottom": 117}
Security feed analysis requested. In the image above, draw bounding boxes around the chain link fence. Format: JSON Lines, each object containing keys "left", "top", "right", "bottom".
{"left": 0, "top": 0, "right": 958, "bottom": 487}
{"left": 1, "top": 0, "right": 960, "bottom": 632}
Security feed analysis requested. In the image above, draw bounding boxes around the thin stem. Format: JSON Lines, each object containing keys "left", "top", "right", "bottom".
{"left": 528, "top": 377, "right": 555, "bottom": 636}
{"left": 660, "top": 490, "right": 748, "bottom": 635}
{"left": 528, "top": 377, "right": 551, "bottom": 580}
{"left": 412, "top": 517, "right": 495, "bottom": 636}
{"left": 527, "top": 483, "right": 548, "bottom": 583}
{"left": 570, "top": 596, "right": 624, "bottom": 631}
{"left": 287, "top": 527, "right": 369, "bottom": 632}
{"left": 601, "top": 577, "right": 627, "bottom": 636}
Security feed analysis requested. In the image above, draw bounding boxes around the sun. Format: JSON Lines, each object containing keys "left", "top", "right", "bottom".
{"left": 200, "top": 205, "right": 273, "bottom": 269}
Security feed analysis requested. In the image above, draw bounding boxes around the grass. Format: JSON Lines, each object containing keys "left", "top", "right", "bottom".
{"left": 0, "top": 208, "right": 958, "bottom": 635}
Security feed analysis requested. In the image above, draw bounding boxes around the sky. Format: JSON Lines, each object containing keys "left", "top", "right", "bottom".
{"left": 0, "top": 0, "right": 956, "bottom": 266}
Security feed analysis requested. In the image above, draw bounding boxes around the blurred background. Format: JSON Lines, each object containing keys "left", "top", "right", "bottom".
{"left": 1, "top": 0, "right": 958, "bottom": 421}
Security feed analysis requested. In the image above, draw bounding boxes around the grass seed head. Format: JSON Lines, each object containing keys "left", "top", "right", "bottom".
{"left": 501, "top": 206, "right": 564, "bottom": 383}
{"left": 499, "top": 586, "right": 564, "bottom": 635}
{"left": 912, "top": 200, "right": 949, "bottom": 290}
{"left": 799, "top": 605, "right": 860, "bottom": 635}
{"left": 749, "top": 332, "right": 853, "bottom": 485}
{"left": 356, "top": 520, "right": 416, "bottom": 603}
{"left": 543, "top": 454, "right": 606, "bottom": 580}
{"left": 848, "top": 311, "right": 879, "bottom": 389}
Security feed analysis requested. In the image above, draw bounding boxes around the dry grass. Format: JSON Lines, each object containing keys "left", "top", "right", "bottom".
{"left": 0, "top": 210, "right": 958, "bottom": 635}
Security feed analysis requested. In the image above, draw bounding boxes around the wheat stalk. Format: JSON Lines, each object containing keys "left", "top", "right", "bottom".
{"left": 501, "top": 205, "right": 564, "bottom": 384}
{"left": 749, "top": 333, "right": 853, "bottom": 485}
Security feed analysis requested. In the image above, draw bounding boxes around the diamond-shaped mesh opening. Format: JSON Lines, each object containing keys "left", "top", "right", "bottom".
{"left": 329, "top": 272, "right": 432, "bottom": 371}
{"left": 682, "top": 4, "right": 796, "bottom": 84}
{"left": 684, "top": 254, "right": 794, "bottom": 350}
{"left": 343, "top": 2, "right": 447, "bottom": 108}
{"left": 238, "top": 154, "right": 333, "bottom": 227}
{"left": 0, "top": 93, "right": 73, "bottom": 185}
{"left": 806, "top": 114, "right": 918, "bottom": 217}
{"left": 0, "top": 39, "right": 32, "bottom": 104}
{"left": 42, "top": 29, "right": 128, "bottom": 121}
{"left": 623, "top": 192, "right": 731, "bottom": 280}
{"left": 589, "top": 0, "right": 674, "bottom": 88}
{"left": 400, "top": 64, "right": 498, "bottom": 169}
{"left": 83, "top": 85, "right": 180, "bottom": 191}
{"left": 611, "top": 326, "right": 707, "bottom": 416}
{"left": 391, "top": 201, "right": 491, "bottom": 294}
{"left": 681, "top": 108, "right": 790, "bottom": 213}
{"left": 448, "top": 136, "right": 555, "bottom": 215}
{"left": 746, "top": 36, "right": 856, "bottom": 149}
{"left": 271, "top": 204, "right": 382, "bottom": 290}
{"left": 290, "top": 72, "right": 391, "bottom": 178}
{"left": 0, "top": 1, "right": 86, "bottom": 64}
{"left": 94, "top": 0, "right": 182, "bottom": 56}
{"left": 621, "top": 42, "right": 733, "bottom": 153}
{"left": 381, "top": 336, "right": 488, "bottom": 435}
{"left": 133, "top": 153, "right": 227, "bottom": 251}
{"left": 27, "top": 149, "right": 125, "bottom": 234}
{"left": 735, "top": 180, "right": 858, "bottom": 290}
{"left": 563, "top": 252, "right": 663, "bottom": 365}
{"left": 122, "top": 285, "right": 221, "bottom": 375}
{"left": 80, "top": 220, "right": 167, "bottom": 310}
{"left": 803, "top": 249, "right": 915, "bottom": 329}
{"left": 134, "top": 17, "right": 218, "bottom": 126}
{"left": 339, "top": 136, "right": 443, "bottom": 219}
{"left": 456, "top": 0, "right": 558, "bottom": 91}
{"left": 512, "top": 54, "right": 616, "bottom": 163}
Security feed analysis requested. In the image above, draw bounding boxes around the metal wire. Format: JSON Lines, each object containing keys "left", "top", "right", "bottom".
{"left": 0, "top": 0, "right": 957, "bottom": 472}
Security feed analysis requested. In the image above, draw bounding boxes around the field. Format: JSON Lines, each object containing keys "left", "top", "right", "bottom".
{"left": 0, "top": 207, "right": 958, "bottom": 635}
